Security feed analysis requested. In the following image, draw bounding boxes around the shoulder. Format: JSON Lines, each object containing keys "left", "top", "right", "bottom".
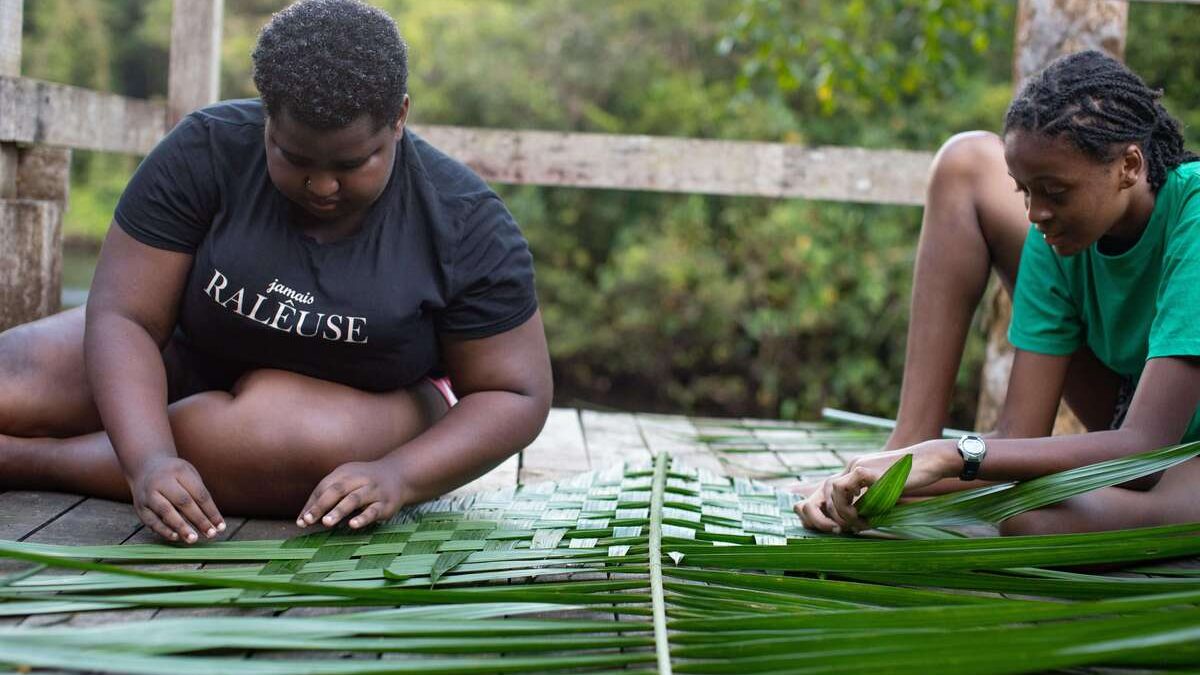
{"left": 189, "top": 98, "right": 267, "bottom": 130}
{"left": 1162, "top": 161, "right": 1200, "bottom": 207}
{"left": 165, "top": 99, "right": 265, "bottom": 156}
{"left": 402, "top": 130, "right": 501, "bottom": 216}
{"left": 1159, "top": 161, "right": 1200, "bottom": 237}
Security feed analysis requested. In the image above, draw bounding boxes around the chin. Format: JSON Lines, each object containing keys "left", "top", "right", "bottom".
{"left": 306, "top": 207, "right": 342, "bottom": 220}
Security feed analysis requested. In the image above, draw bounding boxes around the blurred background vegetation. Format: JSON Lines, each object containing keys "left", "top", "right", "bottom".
{"left": 21, "top": 0, "right": 1200, "bottom": 426}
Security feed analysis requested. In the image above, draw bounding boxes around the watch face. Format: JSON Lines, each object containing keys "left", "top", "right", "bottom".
{"left": 960, "top": 437, "right": 986, "bottom": 459}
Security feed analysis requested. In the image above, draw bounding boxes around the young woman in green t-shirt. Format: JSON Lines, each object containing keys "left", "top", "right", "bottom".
{"left": 797, "top": 50, "right": 1200, "bottom": 536}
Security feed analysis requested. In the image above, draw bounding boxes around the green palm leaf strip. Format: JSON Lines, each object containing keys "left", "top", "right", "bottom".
{"left": 872, "top": 440, "right": 1200, "bottom": 527}
{"left": 0, "top": 422, "right": 1195, "bottom": 673}
{"left": 855, "top": 453, "right": 911, "bottom": 519}
{"left": 649, "top": 440, "right": 673, "bottom": 675}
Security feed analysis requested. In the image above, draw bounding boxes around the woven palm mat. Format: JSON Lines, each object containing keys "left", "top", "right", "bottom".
{"left": 0, "top": 420, "right": 1197, "bottom": 673}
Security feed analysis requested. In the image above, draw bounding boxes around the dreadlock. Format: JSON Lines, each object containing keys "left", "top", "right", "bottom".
{"left": 1004, "top": 50, "right": 1198, "bottom": 193}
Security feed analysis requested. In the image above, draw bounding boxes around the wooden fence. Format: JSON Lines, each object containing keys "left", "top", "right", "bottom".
{"left": 0, "top": 0, "right": 1192, "bottom": 428}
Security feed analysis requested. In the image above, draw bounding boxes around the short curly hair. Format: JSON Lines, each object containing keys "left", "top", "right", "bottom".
{"left": 252, "top": 0, "right": 408, "bottom": 130}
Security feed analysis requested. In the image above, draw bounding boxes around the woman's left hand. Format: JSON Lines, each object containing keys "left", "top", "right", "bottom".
{"left": 794, "top": 440, "right": 959, "bottom": 533}
{"left": 297, "top": 460, "right": 409, "bottom": 530}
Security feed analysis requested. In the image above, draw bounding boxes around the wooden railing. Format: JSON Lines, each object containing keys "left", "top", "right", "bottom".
{"left": 0, "top": 0, "right": 1189, "bottom": 427}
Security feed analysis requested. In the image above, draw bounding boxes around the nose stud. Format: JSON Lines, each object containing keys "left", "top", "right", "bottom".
{"left": 304, "top": 177, "right": 313, "bottom": 190}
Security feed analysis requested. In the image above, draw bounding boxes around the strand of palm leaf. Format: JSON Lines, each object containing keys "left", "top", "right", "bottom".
{"left": 0, "top": 428, "right": 1195, "bottom": 673}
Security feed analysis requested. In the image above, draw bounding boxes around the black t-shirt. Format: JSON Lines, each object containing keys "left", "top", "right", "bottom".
{"left": 114, "top": 99, "right": 537, "bottom": 392}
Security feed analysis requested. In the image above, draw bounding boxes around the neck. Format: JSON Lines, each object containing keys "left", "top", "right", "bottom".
{"left": 293, "top": 206, "right": 369, "bottom": 244}
{"left": 1100, "top": 180, "right": 1157, "bottom": 253}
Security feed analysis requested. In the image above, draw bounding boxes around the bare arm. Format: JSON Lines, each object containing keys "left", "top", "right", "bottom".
{"left": 800, "top": 349, "right": 1200, "bottom": 532}
{"left": 902, "top": 348, "right": 1070, "bottom": 497}
{"left": 389, "top": 310, "right": 553, "bottom": 500}
{"left": 971, "top": 354, "right": 1200, "bottom": 483}
{"left": 85, "top": 223, "right": 223, "bottom": 542}
{"left": 298, "top": 311, "right": 553, "bottom": 528}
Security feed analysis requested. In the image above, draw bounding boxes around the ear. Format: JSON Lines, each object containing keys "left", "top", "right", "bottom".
{"left": 394, "top": 95, "right": 410, "bottom": 140}
{"left": 1118, "top": 143, "right": 1144, "bottom": 190}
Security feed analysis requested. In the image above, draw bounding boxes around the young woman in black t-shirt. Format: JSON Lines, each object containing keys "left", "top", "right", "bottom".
{"left": 0, "top": 0, "right": 552, "bottom": 544}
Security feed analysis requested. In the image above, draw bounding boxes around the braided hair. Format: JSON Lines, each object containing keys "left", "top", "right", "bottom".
{"left": 1004, "top": 50, "right": 1197, "bottom": 192}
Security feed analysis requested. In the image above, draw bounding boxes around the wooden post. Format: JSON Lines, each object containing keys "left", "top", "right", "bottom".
{"left": 0, "top": 0, "right": 20, "bottom": 199}
{"left": 168, "top": 0, "right": 223, "bottom": 127}
{"left": 975, "top": 0, "right": 1128, "bottom": 434}
{"left": 0, "top": 0, "right": 70, "bottom": 332}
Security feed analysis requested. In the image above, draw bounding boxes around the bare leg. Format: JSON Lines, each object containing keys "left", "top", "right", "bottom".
{"left": 0, "top": 306, "right": 101, "bottom": 437}
{"left": 1000, "top": 458, "right": 1200, "bottom": 535}
{"left": 0, "top": 309, "right": 448, "bottom": 518}
{"left": 0, "top": 369, "right": 448, "bottom": 516}
{"left": 887, "top": 132, "right": 1031, "bottom": 449}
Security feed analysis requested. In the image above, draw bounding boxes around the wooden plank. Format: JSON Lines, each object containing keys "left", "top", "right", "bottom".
{"left": 0, "top": 146, "right": 14, "bottom": 199}
{"left": 0, "top": 491, "right": 83, "bottom": 542}
{"left": 168, "top": 0, "right": 223, "bottom": 126}
{"left": 519, "top": 408, "right": 588, "bottom": 484}
{"left": 580, "top": 410, "right": 652, "bottom": 466}
{"left": 0, "top": 73, "right": 933, "bottom": 207}
{"left": 636, "top": 413, "right": 726, "bottom": 475}
{"left": 749, "top": 428, "right": 843, "bottom": 469}
{"left": 0, "top": 0, "right": 16, "bottom": 198}
{"left": 0, "top": 75, "right": 167, "bottom": 155}
{"left": 16, "top": 145, "right": 70, "bottom": 202}
{"left": 0, "top": 0, "right": 18, "bottom": 78}
{"left": 63, "top": 516, "right": 247, "bottom": 628}
{"left": 444, "top": 452, "right": 519, "bottom": 498}
{"left": 1, "top": 145, "right": 69, "bottom": 331}
{"left": 416, "top": 124, "right": 932, "bottom": 206}
{"left": 0, "top": 199, "right": 62, "bottom": 332}
{"left": 18, "top": 498, "right": 143, "bottom": 627}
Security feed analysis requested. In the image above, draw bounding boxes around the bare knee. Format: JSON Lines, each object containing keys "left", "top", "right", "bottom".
{"left": 999, "top": 509, "right": 1068, "bottom": 536}
{"left": 226, "top": 370, "right": 387, "bottom": 473}
{"left": 929, "top": 131, "right": 1005, "bottom": 187}
{"left": 0, "top": 317, "right": 94, "bottom": 436}
{"left": 173, "top": 369, "right": 431, "bottom": 481}
{"left": 0, "top": 323, "right": 38, "bottom": 404}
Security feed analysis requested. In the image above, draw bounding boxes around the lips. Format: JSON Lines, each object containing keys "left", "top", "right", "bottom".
{"left": 307, "top": 199, "right": 340, "bottom": 212}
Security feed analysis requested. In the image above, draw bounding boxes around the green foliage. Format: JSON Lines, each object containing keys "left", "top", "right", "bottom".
{"left": 20, "top": 0, "right": 1200, "bottom": 425}
{"left": 720, "top": 0, "right": 1014, "bottom": 146}
{"left": 1128, "top": 3, "right": 1200, "bottom": 151}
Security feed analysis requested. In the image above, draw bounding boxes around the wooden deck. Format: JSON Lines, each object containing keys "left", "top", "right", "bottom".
{"left": 1, "top": 406, "right": 1196, "bottom": 674}
{"left": 0, "top": 406, "right": 870, "bottom": 675}
{"left": 0, "top": 408, "right": 859, "bottom": 552}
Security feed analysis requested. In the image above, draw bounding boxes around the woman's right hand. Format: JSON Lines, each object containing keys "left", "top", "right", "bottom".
{"left": 129, "top": 456, "right": 225, "bottom": 544}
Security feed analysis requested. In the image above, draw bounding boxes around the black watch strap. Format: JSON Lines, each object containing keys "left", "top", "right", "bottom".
{"left": 960, "top": 457, "right": 982, "bottom": 481}
{"left": 957, "top": 434, "right": 986, "bottom": 481}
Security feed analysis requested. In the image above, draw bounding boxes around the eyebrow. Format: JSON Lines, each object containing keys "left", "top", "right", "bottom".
{"left": 1007, "top": 172, "right": 1069, "bottom": 185}
{"left": 270, "top": 134, "right": 374, "bottom": 165}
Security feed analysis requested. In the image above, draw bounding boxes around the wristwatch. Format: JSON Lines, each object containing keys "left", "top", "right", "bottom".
{"left": 956, "top": 434, "right": 987, "bottom": 481}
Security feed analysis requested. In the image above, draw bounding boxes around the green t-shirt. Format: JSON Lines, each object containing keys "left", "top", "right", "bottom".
{"left": 1009, "top": 161, "right": 1200, "bottom": 441}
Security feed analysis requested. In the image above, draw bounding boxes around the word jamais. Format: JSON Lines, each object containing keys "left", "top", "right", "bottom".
{"left": 203, "top": 269, "right": 369, "bottom": 344}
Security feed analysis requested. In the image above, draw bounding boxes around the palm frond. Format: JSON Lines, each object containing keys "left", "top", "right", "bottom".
{"left": 0, "top": 422, "right": 1195, "bottom": 674}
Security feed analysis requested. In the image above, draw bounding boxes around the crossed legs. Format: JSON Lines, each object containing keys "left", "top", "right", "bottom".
{"left": 0, "top": 306, "right": 447, "bottom": 518}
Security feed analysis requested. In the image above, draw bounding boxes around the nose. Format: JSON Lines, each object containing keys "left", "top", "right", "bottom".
{"left": 306, "top": 174, "right": 339, "bottom": 199}
{"left": 1027, "top": 197, "right": 1053, "bottom": 227}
